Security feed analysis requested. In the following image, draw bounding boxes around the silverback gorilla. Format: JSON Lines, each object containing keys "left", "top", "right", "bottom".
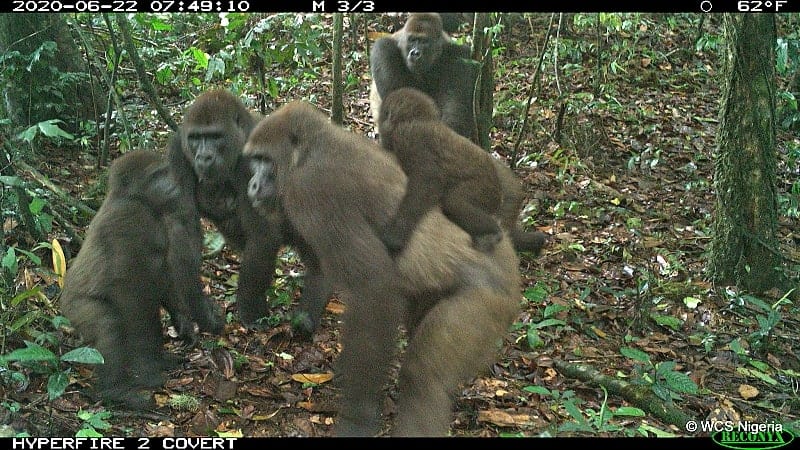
{"left": 369, "top": 12, "right": 477, "bottom": 140}
{"left": 61, "top": 150, "right": 221, "bottom": 409}
{"left": 244, "top": 101, "right": 521, "bottom": 436}
{"left": 167, "top": 90, "right": 327, "bottom": 334}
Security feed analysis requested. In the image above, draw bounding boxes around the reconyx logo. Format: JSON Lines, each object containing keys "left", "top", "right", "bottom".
{"left": 712, "top": 426, "right": 795, "bottom": 450}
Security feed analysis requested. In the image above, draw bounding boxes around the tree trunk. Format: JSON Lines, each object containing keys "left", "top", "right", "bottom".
{"left": 331, "top": 13, "right": 344, "bottom": 125}
{"left": 710, "top": 14, "right": 781, "bottom": 292}
{"left": 0, "top": 14, "right": 99, "bottom": 130}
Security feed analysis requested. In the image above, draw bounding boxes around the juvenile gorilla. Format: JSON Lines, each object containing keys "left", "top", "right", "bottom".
{"left": 167, "top": 90, "right": 327, "bottom": 333}
{"left": 370, "top": 13, "right": 547, "bottom": 256}
{"left": 61, "top": 150, "right": 218, "bottom": 409}
{"left": 370, "top": 12, "right": 477, "bottom": 140}
{"left": 378, "top": 87, "right": 502, "bottom": 254}
{"left": 244, "top": 101, "right": 521, "bottom": 436}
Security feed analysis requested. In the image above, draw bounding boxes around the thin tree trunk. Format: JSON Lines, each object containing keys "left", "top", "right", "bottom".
{"left": 331, "top": 14, "right": 344, "bottom": 125}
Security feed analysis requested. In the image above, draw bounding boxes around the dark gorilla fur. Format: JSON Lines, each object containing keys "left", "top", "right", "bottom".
{"left": 244, "top": 101, "right": 521, "bottom": 436}
{"left": 370, "top": 13, "right": 547, "bottom": 256}
{"left": 61, "top": 150, "right": 218, "bottom": 409}
{"left": 378, "top": 87, "right": 502, "bottom": 254}
{"left": 369, "top": 12, "right": 477, "bottom": 140}
{"left": 167, "top": 90, "right": 326, "bottom": 333}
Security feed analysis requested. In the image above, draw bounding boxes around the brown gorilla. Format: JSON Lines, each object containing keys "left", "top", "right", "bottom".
{"left": 370, "top": 14, "right": 547, "bottom": 256}
{"left": 377, "top": 87, "right": 502, "bottom": 254}
{"left": 167, "top": 90, "right": 326, "bottom": 334}
{"left": 61, "top": 150, "right": 218, "bottom": 409}
{"left": 244, "top": 101, "right": 521, "bottom": 436}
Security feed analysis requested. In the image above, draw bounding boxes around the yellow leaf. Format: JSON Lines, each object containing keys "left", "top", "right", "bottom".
{"left": 610, "top": 198, "right": 621, "bottom": 206}
{"left": 291, "top": 372, "right": 334, "bottom": 385}
{"left": 51, "top": 239, "right": 66, "bottom": 288}
{"left": 590, "top": 325, "right": 607, "bottom": 339}
{"left": 738, "top": 384, "right": 759, "bottom": 400}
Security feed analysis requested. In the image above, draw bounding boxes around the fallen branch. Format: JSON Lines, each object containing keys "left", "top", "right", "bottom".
{"left": 553, "top": 359, "right": 696, "bottom": 429}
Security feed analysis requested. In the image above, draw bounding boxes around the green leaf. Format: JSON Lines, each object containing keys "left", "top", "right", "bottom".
{"left": 38, "top": 120, "right": 74, "bottom": 139}
{"left": 661, "top": 370, "right": 698, "bottom": 394}
{"left": 17, "top": 125, "right": 38, "bottom": 143}
{"left": 76, "top": 428, "right": 103, "bottom": 438}
{"left": 0, "top": 176, "right": 23, "bottom": 187}
{"left": 526, "top": 328, "right": 543, "bottom": 349}
{"left": 522, "top": 385, "right": 552, "bottom": 396}
{"left": 523, "top": 282, "right": 548, "bottom": 303}
{"left": 651, "top": 383, "right": 672, "bottom": 402}
{"left": 561, "top": 398, "right": 589, "bottom": 427}
{"left": 61, "top": 347, "right": 104, "bottom": 365}
{"left": 2, "top": 248, "right": 17, "bottom": 273}
{"left": 683, "top": 296, "right": 701, "bottom": 309}
{"left": 189, "top": 47, "right": 209, "bottom": 69}
{"left": 47, "top": 370, "right": 70, "bottom": 400}
{"left": 543, "top": 303, "right": 568, "bottom": 318}
{"left": 83, "top": 411, "right": 112, "bottom": 430}
{"left": 736, "top": 367, "right": 778, "bottom": 385}
{"left": 4, "top": 342, "right": 58, "bottom": 364}
{"left": 651, "top": 314, "right": 682, "bottom": 331}
{"left": 29, "top": 197, "right": 46, "bottom": 214}
{"left": 149, "top": 18, "right": 172, "bottom": 31}
{"left": 203, "top": 230, "right": 226, "bottom": 257}
{"left": 531, "top": 318, "right": 566, "bottom": 329}
{"left": 620, "top": 346, "right": 651, "bottom": 363}
{"left": 638, "top": 423, "right": 679, "bottom": 437}
{"left": 614, "top": 406, "right": 646, "bottom": 417}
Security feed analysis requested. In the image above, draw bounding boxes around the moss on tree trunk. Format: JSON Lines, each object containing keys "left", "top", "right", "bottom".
{"left": 710, "top": 14, "right": 781, "bottom": 292}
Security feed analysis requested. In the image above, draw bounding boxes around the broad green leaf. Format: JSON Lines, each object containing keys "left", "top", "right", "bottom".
{"left": 662, "top": 370, "right": 698, "bottom": 394}
{"left": 38, "top": 120, "right": 74, "bottom": 139}
{"left": 522, "top": 385, "right": 551, "bottom": 396}
{"left": 543, "top": 303, "right": 568, "bottom": 318}
{"left": 526, "top": 329, "right": 543, "bottom": 349}
{"left": 61, "top": 347, "right": 104, "bottom": 365}
{"left": 614, "top": 406, "right": 646, "bottom": 417}
{"left": 4, "top": 342, "right": 57, "bottom": 364}
{"left": 76, "top": 428, "right": 103, "bottom": 438}
{"left": 683, "top": 296, "right": 701, "bottom": 309}
{"left": 0, "top": 176, "right": 23, "bottom": 187}
{"left": 651, "top": 314, "right": 682, "bottom": 331}
{"left": 620, "top": 346, "right": 651, "bottom": 363}
{"left": 47, "top": 371, "right": 70, "bottom": 400}
{"left": 2, "top": 248, "right": 17, "bottom": 273}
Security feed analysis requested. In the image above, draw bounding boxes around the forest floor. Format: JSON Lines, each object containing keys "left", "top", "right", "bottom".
{"left": 3, "top": 14, "right": 799, "bottom": 438}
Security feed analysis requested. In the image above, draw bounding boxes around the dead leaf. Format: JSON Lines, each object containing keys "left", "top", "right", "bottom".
{"left": 291, "top": 372, "right": 334, "bottom": 385}
{"left": 738, "top": 384, "right": 759, "bottom": 400}
{"left": 641, "top": 57, "right": 652, "bottom": 68}
{"left": 589, "top": 325, "right": 607, "bottom": 339}
{"left": 51, "top": 239, "right": 66, "bottom": 288}
{"left": 477, "top": 409, "right": 533, "bottom": 428}
{"left": 367, "top": 31, "right": 391, "bottom": 41}
{"left": 326, "top": 299, "right": 346, "bottom": 315}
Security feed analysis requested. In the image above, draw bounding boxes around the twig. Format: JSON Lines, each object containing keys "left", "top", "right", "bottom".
{"left": 511, "top": 13, "right": 555, "bottom": 167}
{"left": 115, "top": 16, "right": 179, "bottom": 132}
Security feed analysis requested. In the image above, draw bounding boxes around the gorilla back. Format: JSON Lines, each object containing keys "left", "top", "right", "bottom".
{"left": 244, "top": 101, "right": 521, "bottom": 436}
